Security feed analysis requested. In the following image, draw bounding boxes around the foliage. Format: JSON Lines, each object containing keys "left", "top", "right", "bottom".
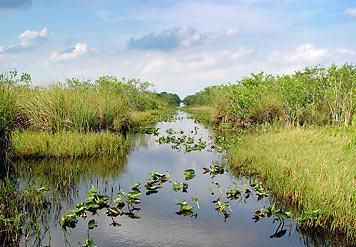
{"left": 0, "top": 71, "right": 178, "bottom": 135}
{"left": 184, "top": 64, "right": 356, "bottom": 126}
{"left": 157, "top": 92, "right": 181, "bottom": 106}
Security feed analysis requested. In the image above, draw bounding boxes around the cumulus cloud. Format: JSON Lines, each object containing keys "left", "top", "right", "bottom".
{"left": 345, "top": 8, "right": 356, "bottom": 17}
{"left": 128, "top": 26, "right": 211, "bottom": 51}
{"left": 1, "top": 28, "right": 48, "bottom": 53}
{"left": 0, "top": 0, "right": 32, "bottom": 10}
{"left": 50, "top": 42, "right": 88, "bottom": 62}
{"left": 268, "top": 43, "right": 330, "bottom": 65}
{"left": 142, "top": 47, "right": 255, "bottom": 74}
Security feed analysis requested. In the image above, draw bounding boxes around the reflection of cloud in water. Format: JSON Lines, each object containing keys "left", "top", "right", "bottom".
{"left": 94, "top": 210, "right": 260, "bottom": 247}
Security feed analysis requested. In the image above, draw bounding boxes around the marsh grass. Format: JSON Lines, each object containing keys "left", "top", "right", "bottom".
{"left": 0, "top": 87, "right": 16, "bottom": 166}
{"left": 0, "top": 177, "right": 50, "bottom": 246}
{"left": 16, "top": 85, "right": 131, "bottom": 133}
{"left": 183, "top": 106, "right": 214, "bottom": 125}
{"left": 228, "top": 126, "right": 356, "bottom": 239}
{"left": 12, "top": 131, "right": 130, "bottom": 159}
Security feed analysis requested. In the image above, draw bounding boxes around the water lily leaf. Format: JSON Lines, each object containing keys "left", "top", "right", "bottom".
{"left": 173, "top": 181, "right": 182, "bottom": 192}
{"left": 81, "top": 238, "right": 96, "bottom": 247}
{"left": 61, "top": 212, "right": 77, "bottom": 228}
{"left": 88, "top": 219, "right": 97, "bottom": 230}
{"left": 132, "top": 182, "right": 141, "bottom": 190}
{"left": 181, "top": 205, "right": 193, "bottom": 212}
{"left": 184, "top": 169, "right": 196, "bottom": 180}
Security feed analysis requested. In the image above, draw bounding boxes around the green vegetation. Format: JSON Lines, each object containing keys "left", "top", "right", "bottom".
{"left": 157, "top": 92, "right": 181, "bottom": 106}
{"left": 0, "top": 70, "right": 179, "bottom": 245}
{"left": 183, "top": 64, "right": 355, "bottom": 238}
{"left": 228, "top": 127, "right": 355, "bottom": 238}
{"left": 0, "top": 178, "right": 50, "bottom": 246}
{"left": 0, "top": 70, "right": 179, "bottom": 159}
{"left": 12, "top": 131, "right": 129, "bottom": 159}
{"left": 0, "top": 88, "right": 15, "bottom": 169}
{"left": 184, "top": 64, "right": 355, "bottom": 127}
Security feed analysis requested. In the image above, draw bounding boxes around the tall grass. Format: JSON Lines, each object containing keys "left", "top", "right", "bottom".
{"left": 0, "top": 87, "right": 17, "bottom": 173}
{"left": 228, "top": 126, "right": 356, "bottom": 238}
{"left": 0, "top": 177, "right": 50, "bottom": 246}
{"left": 12, "top": 130, "right": 130, "bottom": 159}
{"left": 0, "top": 71, "right": 176, "bottom": 136}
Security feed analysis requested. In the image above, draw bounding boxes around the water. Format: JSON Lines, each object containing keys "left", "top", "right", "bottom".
{"left": 18, "top": 111, "right": 323, "bottom": 246}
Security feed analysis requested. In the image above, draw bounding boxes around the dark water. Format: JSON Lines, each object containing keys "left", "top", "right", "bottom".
{"left": 18, "top": 111, "right": 325, "bottom": 247}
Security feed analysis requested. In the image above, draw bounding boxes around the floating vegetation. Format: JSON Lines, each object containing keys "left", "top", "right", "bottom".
{"left": 252, "top": 204, "right": 293, "bottom": 239}
{"left": 184, "top": 169, "right": 196, "bottom": 180}
{"left": 253, "top": 204, "right": 291, "bottom": 223}
{"left": 203, "top": 162, "right": 225, "bottom": 177}
{"left": 81, "top": 237, "right": 96, "bottom": 247}
{"left": 155, "top": 126, "right": 212, "bottom": 153}
{"left": 251, "top": 182, "right": 269, "bottom": 200}
{"left": 145, "top": 171, "right": 170, "bottom": 195}
{"left": 226, "top": 187, "right": 241, "bottom": 200}
{"left": 174, "top": 198, "right": 198, "bottom": 217}
{"left": 139, "top": 127, "right": 159, "bottom": 135}
{"left": 172, "top": 181, "right": 189, "bottom": 193}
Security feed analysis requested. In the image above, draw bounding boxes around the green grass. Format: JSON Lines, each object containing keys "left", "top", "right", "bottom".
{"left": 11, "top": 131, "right": 130, "bottom": 159}
{"left": 228, "top": 126, "right": 356, "bottom": 238}
{"left": 0, "top": 87, "right": 16, "bottom": 164}
{"left": 183, "top": 106, "right": 214, "bottom": 125}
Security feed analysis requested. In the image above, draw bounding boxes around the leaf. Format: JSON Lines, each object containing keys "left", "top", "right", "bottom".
{"left": 184, "top": 169, "right": 196, "bottom": 180}
{"left": 181, "top": 205, "right": 193, "bottom": 212}
{"left": 81, "top": 238, "right": 97, "bottom": 247}
{"left": 88, "top": 219, "right": 97, "bottom": 230}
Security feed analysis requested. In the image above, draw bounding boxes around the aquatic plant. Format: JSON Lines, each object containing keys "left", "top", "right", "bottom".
{"left": 202, "top": 163, "right": 225, "bottom": 177}
{"left": 145, "top": 171, "right": 170, "bottom": 195}
{"left": 184, "top": 169, "right": 196, "bottom": 180}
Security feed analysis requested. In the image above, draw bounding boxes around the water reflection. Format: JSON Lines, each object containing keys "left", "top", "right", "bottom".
{"left": 15, "top": 111, "right": 344, "bottom": 246}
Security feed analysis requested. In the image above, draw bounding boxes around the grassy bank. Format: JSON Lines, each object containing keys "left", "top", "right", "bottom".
{"left": 228, "top": 127, "right": 355, "bottom": 238}
{"left": 11, "top": 131, "right": 130, "bottom": 159}
{"left": 0, "top": 71, "right": 180, "bottom": 160}
{"left": 183, "top": 106, "right": 214, "bottom": 125}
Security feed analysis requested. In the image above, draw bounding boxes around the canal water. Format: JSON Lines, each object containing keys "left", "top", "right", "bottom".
{"left": 18, "top": 111, "right": 322, "bottom": 246}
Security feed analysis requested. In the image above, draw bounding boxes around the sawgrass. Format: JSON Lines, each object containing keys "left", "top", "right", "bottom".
{"left": 228, "top": 126, "right": 356, "bottom": 238}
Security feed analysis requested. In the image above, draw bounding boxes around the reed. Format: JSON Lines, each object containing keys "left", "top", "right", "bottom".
{"left": 228, "top": 126, "right": 356, "bottom": 238}
{"left": 12, "top": 130, "right": 130, "bottom": 159}
{"left": 0, "top": 87, "right": 17, "bottom": 172}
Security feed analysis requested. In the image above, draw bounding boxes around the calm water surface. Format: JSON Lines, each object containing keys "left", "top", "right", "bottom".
{"left": 18, "top": 111, "right": 325, "bottom": 247}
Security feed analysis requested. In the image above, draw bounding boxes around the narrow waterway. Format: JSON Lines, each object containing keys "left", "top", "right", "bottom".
{"left": 18, "top": 111, "right": 324, "bottom": 246}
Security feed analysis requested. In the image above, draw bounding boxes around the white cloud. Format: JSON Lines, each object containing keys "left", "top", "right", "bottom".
{"left": 1, "top": 28, "right": 48, "bottom": 53}
{"left": 345, "top": 8, "right": 356, "bottom": 17}
{"left": 225, "top": 27, "right": 239, "bottom": 37}
{"left": 141, "top": 47, "right": 255, "bottom": 74}
{"left": 50, "top": 42, "right": 88, "bottom": 62}
{"left": 128, "top": 26, "right": 211, "bottom": 51}
{"left": 268, "top": 43, "right": 330, "bottom": 65}
{"left": 19, "top": 28, "right": 48, "bottom": 46}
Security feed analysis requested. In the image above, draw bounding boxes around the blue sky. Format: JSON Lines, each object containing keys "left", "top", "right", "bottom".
{"left": 0, "top": 0, "right": 355, "bottom": 96}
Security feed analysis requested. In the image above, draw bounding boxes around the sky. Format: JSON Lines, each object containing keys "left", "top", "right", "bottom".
{"left": 0, "top": 0, "right": 355, "bottom": 96}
